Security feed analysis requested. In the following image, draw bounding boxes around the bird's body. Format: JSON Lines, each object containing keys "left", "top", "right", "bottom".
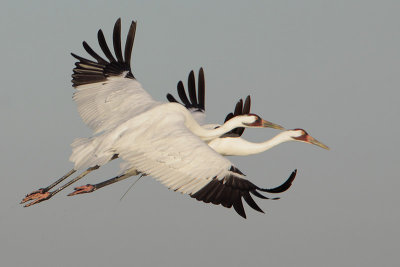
{"left": 65, "top": 68, "right": 328, "bottom": 214}
{"left": 21, "top": 18, "right": 304, "bottom": 218}
{"left": 70, "top": 102, "right": 278, "bottom": 170}
{"left": 71, "top": 100, "right": 282, "bottom": 195}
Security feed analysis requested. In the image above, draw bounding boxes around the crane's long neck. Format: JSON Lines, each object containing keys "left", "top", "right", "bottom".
{"left": 210, "top": 131, "right": 294, "bottom": 156}
{"left": 182, "top": 108, "right": 243, "bottom": 141}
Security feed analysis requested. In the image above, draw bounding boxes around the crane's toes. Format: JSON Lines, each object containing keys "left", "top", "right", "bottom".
{"left": 20, "top": 188, "right": 48, "bottom": 204}
{"left": 21, "top": 188, "right": 49, "bottom": 203}
{"left": 21, "top": 191, "right": 52, "bottom": 207}
{"left": 67, "top": 184, "right": 95, "bottom": 196}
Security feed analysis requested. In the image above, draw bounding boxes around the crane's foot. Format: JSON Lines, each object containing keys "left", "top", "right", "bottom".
{"left": 20, "top": 190, "right": 52, "bottom": 207}
{"left": 20, "top": 188, "right": 47, "bottom": 204}
{"left": 67, "top": 184, "right": 95, "bottom": 196}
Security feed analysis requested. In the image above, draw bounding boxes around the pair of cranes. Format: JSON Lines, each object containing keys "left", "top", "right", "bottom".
{"left": 20, "top": 19, "right": 329, "bottom": 218}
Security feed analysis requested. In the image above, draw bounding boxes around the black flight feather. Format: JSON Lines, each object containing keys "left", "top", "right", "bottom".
{"left": 198, "top": 68, "right": 205, "bottom": 110}
{"left": 82, "top": 42, "right": 108, "bottom": 64}
{"left": 220, "top": 95, "right": 251, "bottom": 138}
{"left": 97, "top": 29, "right": 116, "bottom": 63}
{"left": 124, "top": 21, "right": 136, "bottom": 71}
{"left": 113, "top": 18, "right": 124, "bottom": 63}
{"left": 188, "top": 71, "right": 197, "bottom": 106}
{"left": 191, "top": 168, "right": 297, "bottom": 218}
{"left": 258, "top": 169, "right": 297, "bottom": 194}
{"left": 177, "top": 81, "right": 191, "bottom": 107}
{"left": 166, "top": 94, "right": 178, "bottom": 103}
{"left": 71, "top": 19, "right": 136, "bottom": 87}
{"left": 166, "top": 68, "right": 205, "bottom": 112}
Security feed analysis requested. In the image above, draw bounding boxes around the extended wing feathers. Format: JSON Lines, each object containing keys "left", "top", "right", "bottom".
{"left": 115, "top": 109, "right": 296, "bottom": 218}
{"left": 71, "top": 19, "right": 159, "bottom": 133}
{"left": 167, "top": 68, "right": 206, "bottom": 123}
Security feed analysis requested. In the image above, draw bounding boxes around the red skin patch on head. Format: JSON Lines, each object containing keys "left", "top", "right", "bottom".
{"left": 293, "top": 133, "right": 308, "bottom": 142}
{"left": 245, "top": 114, "right": 261, "bottom": 126}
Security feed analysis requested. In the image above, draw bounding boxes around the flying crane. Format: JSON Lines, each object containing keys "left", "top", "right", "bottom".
{"left": 20, "top": 19, "right": 303, "bottom": 218}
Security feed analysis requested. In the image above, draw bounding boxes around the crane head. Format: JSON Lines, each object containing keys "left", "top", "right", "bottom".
{"left": 241, "top": 114, "right": 284, "bottom": 130}
{"left": 290, "top": 129, "right": 330, "bottom": 150}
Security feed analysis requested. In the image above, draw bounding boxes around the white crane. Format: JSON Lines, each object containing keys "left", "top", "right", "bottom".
{"left": 20, "top": 18, "right": 294, "bottom": 218}
{"left": 66, "top": 69, "right": 328, "bottom": 200}
{"left": 165, "top": 68, "right": 329, "bottom": 155}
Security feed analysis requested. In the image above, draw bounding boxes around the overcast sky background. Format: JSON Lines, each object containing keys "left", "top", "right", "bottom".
{"left": 0, "top": 1, "right": 399, "bottom": 266}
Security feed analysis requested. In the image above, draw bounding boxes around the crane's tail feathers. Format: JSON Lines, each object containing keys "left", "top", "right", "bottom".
{"left": 70, "top": 137, "right": 114, "bottom": 170}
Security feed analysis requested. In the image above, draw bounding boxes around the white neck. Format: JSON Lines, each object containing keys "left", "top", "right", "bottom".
{"left": 209, "top": 131, "right": 294, "bottom": 156}
{"left": 179, "top": 105, "right": 247, "bottom": 141}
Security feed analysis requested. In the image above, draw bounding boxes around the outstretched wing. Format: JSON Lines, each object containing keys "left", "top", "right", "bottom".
{"left": 115, "top": 111, "right": 296, "bottom": 218}
{"left": 71, "top": 18, "right": 160, "bottom": 134}
{"left": 165, "top": 69, "right": 252, "bottom": 135}
{"left": 166, "top": 68, "right": 206, "bottom": 123}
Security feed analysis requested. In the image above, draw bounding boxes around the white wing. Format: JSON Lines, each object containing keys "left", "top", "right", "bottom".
{"left": 73, "top": 77, "right": 160, "bottom": 134}
{"left": 114, "top": 108, "right": 296, "bottom": 218}
{"left": 71, "top": 19, "right": 160, "bottom": 134}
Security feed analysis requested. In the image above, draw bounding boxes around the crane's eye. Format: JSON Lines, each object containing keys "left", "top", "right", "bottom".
{"left": 244, "top": 116, "right": 261, "bottom": 126}
{"left": 252, "top": 115, "right": 260, "bottom": 122}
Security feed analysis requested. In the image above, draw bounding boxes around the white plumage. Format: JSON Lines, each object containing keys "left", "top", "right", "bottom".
{"left": 74, "top": 76, "right": 159, "bottom": 134}
{"left": 168, "top": 69, "right": 329, "bottom": 156}
{"left": 20, "top": 18, "right": 316, "bottom": 218}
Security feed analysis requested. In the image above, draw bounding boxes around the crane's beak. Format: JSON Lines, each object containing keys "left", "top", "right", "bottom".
{"left": 307, "top": 135, "right": 330, "bottom": 150}
{"left": 261, "top": 119, "right": 285, "bottom": 130}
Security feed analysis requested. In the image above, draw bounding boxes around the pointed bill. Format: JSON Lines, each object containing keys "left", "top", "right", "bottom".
{"left": 261, "top": 119, "right": 285, "bottom": 130}
{"left": 307, "top": 135, "right": 330, "bottom": 150}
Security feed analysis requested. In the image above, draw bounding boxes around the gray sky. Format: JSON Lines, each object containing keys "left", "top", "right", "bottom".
{"left": 1, "top": 1, "right": 399, "bottom": 266}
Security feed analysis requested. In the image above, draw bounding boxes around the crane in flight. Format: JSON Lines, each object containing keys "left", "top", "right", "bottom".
{"left": 166, "top": 68, "right": 329, "bottom": 155}
{"left": 20, "top": 18, "right": 304, "bottom": 218}
{"left": 66, "top": 69, "right": 328, "bottom": 200}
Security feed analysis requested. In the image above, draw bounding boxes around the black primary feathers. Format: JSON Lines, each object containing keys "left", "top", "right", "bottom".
{"left": 71, "top": 18, "right": 136, "bottom": 87}
{"left": 191, "top": 169, "right": 297, "bottom": 218}
{"left": 220, "top": 95, "right": 251, "bottom": 138}
{"left": 166, "top": 68, "right": 251, "bottom": 138}
{"left": 166, "top": 68, "right": 205, "bottom": 113}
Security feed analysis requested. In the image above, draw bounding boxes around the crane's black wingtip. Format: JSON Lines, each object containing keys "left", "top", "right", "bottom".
{"left": 170, "top": 70, "right": 206, "bottom": 112}
{"left": 259, "top": 169, "right": 298, "bottom": 194}
{"left": 221, "top": 96, "right": 249, "bottom": 137}
{"left": 233, "top": 199, "right": 247, "bottom": 219}
{"left": 72, "top": 19, "right": 137, "bottom": 87}
{"left": 187, "top": 70, "right": 198, "bottom": 106}
{"left": 166, "top": 93, "right": 178, "bottom": 103}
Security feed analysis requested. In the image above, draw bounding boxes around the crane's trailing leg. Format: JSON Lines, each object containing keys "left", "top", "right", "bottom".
{"left": 20, "top": 169, "right": 76, "bottom": 204}
{"left": 68, "top": 172, "right": 135, "bottom": 196}
{"left": 21, "top": 166, "right": 99, "bottom": 207}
